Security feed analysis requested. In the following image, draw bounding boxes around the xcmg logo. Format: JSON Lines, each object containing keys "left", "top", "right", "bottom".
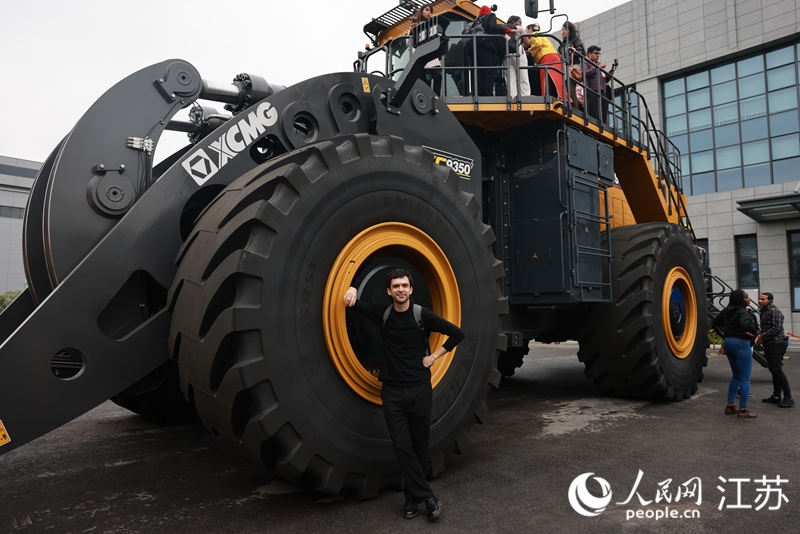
{"left": 183, "top": 101, "right": 278, "bottom": 185}
{"left": 568, "top": 472, "right": 613, "bottom": 517}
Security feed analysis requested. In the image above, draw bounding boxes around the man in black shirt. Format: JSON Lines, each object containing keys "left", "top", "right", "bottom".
{"left": 756, "top": 292, "right": 794, "bottom": 407}
{"left": 344, "top": 268, "right": 464, "bottom": 521}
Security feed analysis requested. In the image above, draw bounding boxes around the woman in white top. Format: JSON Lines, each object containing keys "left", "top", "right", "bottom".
{"left": 504, "top": 15, "right": 530, "bottom": 100}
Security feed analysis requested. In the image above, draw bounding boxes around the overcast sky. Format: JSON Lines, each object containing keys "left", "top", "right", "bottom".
{"left": 1, "top": 0, "right": 626, "bottom": 164}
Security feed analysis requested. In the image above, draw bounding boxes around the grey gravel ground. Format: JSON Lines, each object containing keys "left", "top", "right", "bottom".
{"left": 2, "top": 343, "right": 799, "bottom": 533}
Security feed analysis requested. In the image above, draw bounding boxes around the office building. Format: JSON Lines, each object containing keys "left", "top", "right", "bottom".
{"left": 0, "top": 155, "right": 36, "bottom": 294}
{"left": 580, "top": 0, "right": 800, "bottom": 333}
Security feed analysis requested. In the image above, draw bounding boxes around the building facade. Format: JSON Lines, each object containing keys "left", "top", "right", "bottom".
{"left": 579, "top": 0, "right": 800, "bottom": 336}
{"left": 0, "top": 155, "right": 36, "bottom": 294}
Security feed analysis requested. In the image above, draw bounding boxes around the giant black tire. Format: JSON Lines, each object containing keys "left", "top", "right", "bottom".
{"left": 168, "top": 135, "right": 505, "bottom": 498}
{"left": 575, "top": 223, "right": 708, "bottom": 401}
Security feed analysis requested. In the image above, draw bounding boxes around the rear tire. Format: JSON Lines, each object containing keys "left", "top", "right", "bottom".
{"left": 168, "top": 135, "right": 505, "bottom": 497}
{"left": 576, "top": 223, "right": 707, "bottom": 400}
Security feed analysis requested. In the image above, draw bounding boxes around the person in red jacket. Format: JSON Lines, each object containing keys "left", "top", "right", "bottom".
{"left": 472, "top": 5, "right": 515, "bottom": 96}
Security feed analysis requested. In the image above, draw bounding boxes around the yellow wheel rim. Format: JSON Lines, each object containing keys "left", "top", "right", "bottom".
{"left": 322, "top": 223, "right": 461, "bottom": 405}
{"left": 661, "top": 266, "right": 697, "bottom": 359}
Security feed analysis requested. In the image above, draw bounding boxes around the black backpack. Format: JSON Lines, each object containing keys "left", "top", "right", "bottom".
{"left": 460, "top": 15, "right": 486, "bottom": 50}
{"left": 462, "top": 16, "right": 486, "bottom": 37}
{"left": 382, "top": 304, "right": 430, "bottom": 356}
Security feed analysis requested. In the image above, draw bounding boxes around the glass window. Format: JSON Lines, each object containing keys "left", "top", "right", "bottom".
{"left": 689, "top": 108, "right": 712, "bottom": 131}
{"left": 769, "top": 86, "right": 798, "bottom": 113}
{"left": 715, "top": 123, "right": 740, "bottom": 147}
{"left": 697, "top": 238, "right": 709, "bottom": 258}
{"left": 697, "top": 238, "right": 710, "bottom": 267}
{"left": 740, "top": 95, "right": 767, "bottom": 120}
{"left": 713, "top": 102, "right": 739, "bottom": 125}
{"left": 687, "top": 88, "right": 710, "bottom": 111}
{"left": 767, "top": 46, "right": 795, "bottom": 69}
{"left": 738, "top": 56, "right": 764, "bottom": 77}
{"left": 686, "top": 71, "right": 709, "bottom": 91}
{"left": 736, "top": 235, "right": 759, "bottom": 288}
{"left": 666, "top": 115, "right": 687, "bottom": 136}
{"left": 664, "top": 95, "right": 686, "bottom": 117}
{"left": 739, "top": 74, "right": 765, "bottom": 98}
{"left": 772, "top": 133, "right": 800, "bottom": 159}
{"left": 770, "top": 111, "right": 800, "bottom": 137}
{"left": 717, "top": 168, "right": 743, "bottom": 191}
{"left": 671, "top": 134, "right": 689, "bottom": 154}
{"left": 768, "top": 64, "right": 797, "bottom": 91}
{"left": 0, "top": 206, "right": 25, "bottom": 219}
{"left": 711, "top": 63, "right": 736, "bottom": 85}
{"left": 712, "top": 80, "right": 737, "bottom": 104}
{"left": 744, "top": 163, "right": 772, "bottom": 187}
{"left": 741, "top": 117, "right": 769, "bottom": 141}
{"left": 742, "top": 139, "right": 770, "bottom": 165}
{"left": 664, "top": 78, "right": 685, "bottom": 98}
{"left": 774, "top": 156, "right": 800, "bottom": 182}
{"left": 789, "top": 231, "right": 800, "bottom": 311}
{"left": 681, "top": 154, "right": 690, "bottom": 176}
{"left": 692, "top": 172, "right": 716, "bottom": 194}
{"left": 716, "top": 146, "right": 741, "bottom": 169}
{"left": 691, "top": 150, "right": 714, "bottom": 173}
{"left": 662, "top": 43, "right": 800, "bottom": 195}
{"left": 690, "top": 130, "right": 713, "bottom": 152}
{"left": 387, "top": 38, "right": 411, "bottom": 81}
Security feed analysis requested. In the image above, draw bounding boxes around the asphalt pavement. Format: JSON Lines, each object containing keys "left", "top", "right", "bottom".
{"left": 2, "top": 343, "right": 799, "bottom": 533}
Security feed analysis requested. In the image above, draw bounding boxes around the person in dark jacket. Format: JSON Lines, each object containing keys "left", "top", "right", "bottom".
{"left": 714, "top": 289, "right": 759, "bottom": 418}
{"left": 559, "top": 21, "right": 585, "bottom": 107}
{"left": 344, "top": 268, "right": 464, "bottom": 521}
{"left": 584, "top": 45, "right": 608, "bottom": 122}
{"left": 756, "top": 292, "right": 794, "bottom": 407}
{"left": 473, "top": 5, "right": 513, "bottom": 96}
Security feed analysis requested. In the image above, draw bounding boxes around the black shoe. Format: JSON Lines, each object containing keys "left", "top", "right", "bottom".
{"left": 403, "top": 500, "right": 418, "bottom": 519}
{"left": 424, "top": 497, "right": 442, "bottom": 521}
{"left": 763, "top": 395, "right": 781, "bottom": 404}
{"left": 779, "top": 397, "right": 795, "bottom": 408}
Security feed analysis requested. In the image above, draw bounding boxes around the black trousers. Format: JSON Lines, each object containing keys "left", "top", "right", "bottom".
{"left": 421, "top": 69, "right": 442, "bottom": 96}
{"left": 381, "top": 381, "right": 434, "bottom": 503}
{"left": 476, "top": 46, "right": 501, "bottom": 96}
{"left": 586, "top": 87, "right": 608, "bottom": 123}
{"left": 764, "top": 342, "right": 792, "bottom": 398}
{"left": 528, "top": 62, "right": 541, "bottom": 96}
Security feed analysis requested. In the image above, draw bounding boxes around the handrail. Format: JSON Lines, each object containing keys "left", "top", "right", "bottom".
{"left": 354, "top": 26, "right": 692, "bottom": 232}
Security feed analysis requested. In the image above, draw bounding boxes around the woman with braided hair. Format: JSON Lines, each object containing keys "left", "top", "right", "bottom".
{"left": 714, "top": 289, "right": 759, "bottom": 418}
